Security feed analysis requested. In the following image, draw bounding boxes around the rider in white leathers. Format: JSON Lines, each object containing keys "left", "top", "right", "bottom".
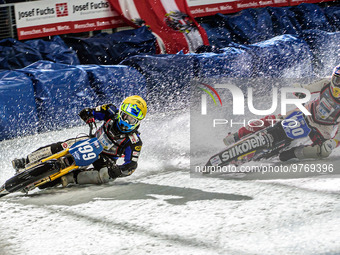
{"left": 223, "top": 65, "right": 340, "bottom": 161}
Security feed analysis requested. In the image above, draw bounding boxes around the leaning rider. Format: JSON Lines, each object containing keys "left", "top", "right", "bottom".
{"left": 11, "top": 95, "right": 147, "bottom": 188}
{"left": 223, "top": 65, "right": 340, "bottom": 161}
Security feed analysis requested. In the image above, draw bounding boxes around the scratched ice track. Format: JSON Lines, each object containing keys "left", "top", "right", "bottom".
{"left": 0, "top": 110, "right": 340, "bottom": 255}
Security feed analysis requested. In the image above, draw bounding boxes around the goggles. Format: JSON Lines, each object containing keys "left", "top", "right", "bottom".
{"left": 121, "top": 111, "right": 139, "bottom": 125}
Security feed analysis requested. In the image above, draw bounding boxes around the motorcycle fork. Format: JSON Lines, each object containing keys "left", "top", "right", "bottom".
{"left": 33, "top": 149, "right": 79, "bottom": 188}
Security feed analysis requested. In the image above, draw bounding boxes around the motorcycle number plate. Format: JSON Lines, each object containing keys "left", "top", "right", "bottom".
{"left": 69, "top": 138, "right": 103, "bottom": 166}
{"left": 282, "top": 111, "right": 311, "bottom": 139}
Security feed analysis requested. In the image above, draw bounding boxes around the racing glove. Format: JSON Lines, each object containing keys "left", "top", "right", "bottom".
{"left": 105, "top": 157, "right": 122, "bottom": 179}
{"left": 293, "top": 92, "right": 307, "bottom": 99}
{"left": 293, "top": 83, "right": 307, "bottom": 99}
{"left": 79, "top": 108, "right": 95, "bottom": 124}
{"left": 107, "top": 164, "right": 121, "bottom": 179}
{"left": 94, "top": 104, "right": 117, "bottom": 120}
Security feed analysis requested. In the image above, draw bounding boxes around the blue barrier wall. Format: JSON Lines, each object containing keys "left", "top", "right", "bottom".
{"left": 63, "top": 26, "right": 156, "bottom": 65}
{"left": 189, "top": 34, "right": 313, "bottom": 78}
{"left": 0, "top": 37, "right": 80, "bottom": 70}
{"left": 290, "top": 3, "right": 333, "bottom": 31}
{"left": 266, "top": 7, "right": 302, "bottom": 37}
{"left": 121, "top": 54, "right": 196, "bottom": 111}
{"left": 79, "top": 64, "right": 147, "bottom": 106}
{"left": 224, "top": 8, "right": 275, "bottom": 44}
{"left": 19, "top": 61, "right": 99, "bottom": 132}
{"left": 323, "top": 5, "right": 340, "bottom": 30}
{"left": 24, "top": 36, "right": 80, "bottom": 66}
{"left": 0, "top": 27, "right": 155, "bottom": 71}
{"left": 191, "top": 47, "right": 253, "bottom": 78}
{"left": 0, "top": 71, "right": 38, "bottom": 140}
{"left": 0, "top": 38, "right": 43, "bottom": 70}
{"left": 242, "top": 34, "right": 313, "bottom": 77}
{"left": 0, "top": 61, "right": 148, "bottom": 140}
{"left": 203, "top": 3, "right": 339, "bottom": 49}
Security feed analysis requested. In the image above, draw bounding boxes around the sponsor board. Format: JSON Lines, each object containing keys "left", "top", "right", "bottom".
{"left": 71, "top": 0, "right": 125, "bottom": 33}
{"left": 288, "top": 0, "right": 334, "bottom": 6}
{"left": 15, "top": 0, "right": 125, "bottom": 40}
{"left": 187, "top": 0, "right": 334, "bottom": 17}
{"left": 187, "top": 0, "right": 289, "bottom": 17}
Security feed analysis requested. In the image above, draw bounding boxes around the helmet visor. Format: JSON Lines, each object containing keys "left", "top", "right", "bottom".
{"left": 121, "top": 112, "right": 139, "bottom": 125}
{"left": 117, "top": 112, "right": 140, "bottom": 133}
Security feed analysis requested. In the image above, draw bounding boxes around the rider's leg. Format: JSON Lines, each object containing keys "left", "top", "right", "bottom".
{"left": 279, "top": 144, "right": 332, "bottom": 161}
{"left": 60, "top": 156, "right": 117, "bottom": 187}
{"left": 12, "top": 143, "right": 62, "bottom": 173}
{"left": 12, "top": 158, "right": 27, "bottom": 172}
{"left": 61, "top": 167, "right": 112, "bottom": 187}
{"left": 12, "top": 137, "right": 88, "bottom": 172}
{"left": 280, "top": 124, "right": 333, "bottom": 161}
{"left": 76, "top": 168, "right": 111, "bottom": 185}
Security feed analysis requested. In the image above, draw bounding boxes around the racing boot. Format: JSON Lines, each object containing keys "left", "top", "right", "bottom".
{"left": 12, "top": 158, "right": 26, "bottom": 174}
{"left": 223, "top": 132, "right": 240, "bottom": 146}
{"left": 279, "top": 147, "right": 297, "bottom": 161}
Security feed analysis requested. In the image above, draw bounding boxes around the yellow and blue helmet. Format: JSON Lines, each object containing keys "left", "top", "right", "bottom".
{"left": 117, "top": 95, "right": 147, "bottom": 133}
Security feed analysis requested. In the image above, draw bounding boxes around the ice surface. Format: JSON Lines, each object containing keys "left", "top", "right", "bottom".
{"left": 1, "top": 110, "right": 340, "bottom": 255}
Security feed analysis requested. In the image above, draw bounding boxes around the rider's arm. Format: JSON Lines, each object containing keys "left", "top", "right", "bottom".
{"left": 79, "top": 104, "right": 117, "bottom": 123}
{"left": 108, "top": 137, "right": 143, "bottom": 178}
{"left": 93, "top": 104, "right": 117, "bottom": 121}
{"left": 300, "top": 78, "right": 330, "bottom": 93}
{"left": 120, "top": 138, "right": 142, "bottom": 177}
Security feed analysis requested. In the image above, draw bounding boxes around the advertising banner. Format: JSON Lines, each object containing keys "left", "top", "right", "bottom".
{"left": 15, "top": 0, "right": 126, "bottom": 40}
{"left": 15, "top": 0, "right": 337, "bottom": 39}
{"left": 71, "top": 0, "right": 125, "bottom": 33}
{"left": 15, "top": 0, "right": 73, "bottom": 40}
{"left": 187, "top": 0, "right": 289, "bottom": 17}
{"left": 187, "top": 0, "right": 336, "bottom": 17}
{"left": 288, "top": 0, "right": 335, "bottom": 6}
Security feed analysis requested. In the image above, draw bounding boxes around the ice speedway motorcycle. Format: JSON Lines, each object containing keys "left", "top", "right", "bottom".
{"left": 0, "top": 123, "right": 103, "bottom": 198}
{"left": 204, "top": 110, "right": 317, "bottom": 171}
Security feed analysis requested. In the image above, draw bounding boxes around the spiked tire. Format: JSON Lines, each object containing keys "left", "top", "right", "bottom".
{"left": 2, "top": 160, "right": 61, "bottom": 195}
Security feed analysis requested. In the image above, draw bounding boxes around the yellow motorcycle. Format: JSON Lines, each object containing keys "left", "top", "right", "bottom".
{"left": 0, "top": 123, "right": 103, "bottom": 197}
